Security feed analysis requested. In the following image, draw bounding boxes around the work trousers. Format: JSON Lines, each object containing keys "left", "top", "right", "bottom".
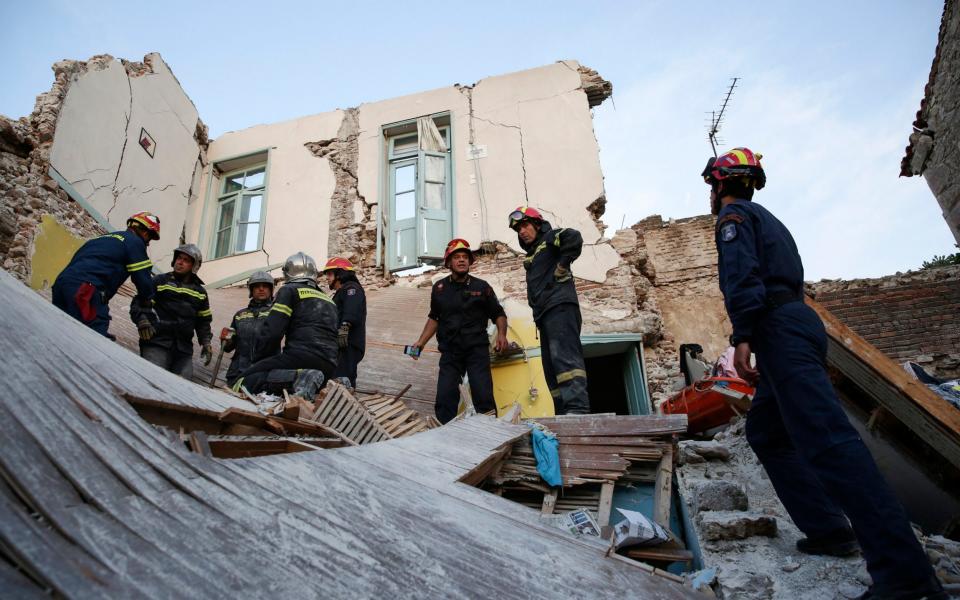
{"left": 747, "top": 301, "right": 934, "bottom": 593}
{"left": 435, "top": 344, "right": 496, "bottom": 424}
{"left": 537, "top": 304, "right": 589, "bottom": 414}
{"left": 334, "top": 344, "right": 365, "bottom": 389}
{"left": 240, "top": 350, "right": 334, "bottom": 395}
{"left": 140, "top": 344, "right": 193, "bottom": 379}
{"left": 52, "top": 279, "right": 113, "bottom": 339}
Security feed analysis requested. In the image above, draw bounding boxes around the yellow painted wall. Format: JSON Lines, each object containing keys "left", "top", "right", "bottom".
{"left": 490, "top": 310, "right": 555, "bottom": 418}
{"left": 29, "top": 214, "right": 85, "bottom": 291}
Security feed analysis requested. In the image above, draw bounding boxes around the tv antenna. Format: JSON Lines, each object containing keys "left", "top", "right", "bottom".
{"left": 707, "top": 77, "right": 739, "bottom": 157}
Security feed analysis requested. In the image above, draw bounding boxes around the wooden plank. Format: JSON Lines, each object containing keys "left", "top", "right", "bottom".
{"left": 653, "top": 447, "right": 674, "bottom": 529}
{"left": 597, "top": 481, "right": 615, "bottom": 527}
{"left": 530, "top": 415, "right": 688, "bottom": 437}
{"left": 623, "top": 547, "right": 694, "bottom": 564}
{"left": 808, "top": 297, "right": 960, "bottom": 469}
{"left": 188, "top": 431, "right": 212, "bottom": 457}
{"left": 541, "top": 489, "right": 559, "bottom": 515}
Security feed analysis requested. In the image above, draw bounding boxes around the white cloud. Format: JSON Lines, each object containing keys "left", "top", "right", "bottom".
{"left": 593, "top": 61, "right": 956, "bottom": 280}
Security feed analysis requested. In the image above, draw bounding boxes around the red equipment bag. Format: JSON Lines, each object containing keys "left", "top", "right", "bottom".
{"left": 73, "top": 282, "right": 97, "bottom": 323}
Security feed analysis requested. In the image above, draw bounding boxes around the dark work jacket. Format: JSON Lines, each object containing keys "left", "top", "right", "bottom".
{"left": 54, "top": 229, "right": 155, "bottom": 303}
{"left": 333, "top": 278, "right": 367, "bottom": 351}
{"left": 253, "top": 279, "right": 339, "bottom": 368}
{"left": 133, "top": 272, "right": 213, "bottom": 354}
{"left": 224, "top": 298, "right": 274, "bottom": 385}
{"left": 715, "top": 199, "right": 805, "bottom": 342}
{"left": 428, "top": 275, "right": 506, "bottom": 353}
{"left": 520, "top": 221, "right": 583, "bottom": 322}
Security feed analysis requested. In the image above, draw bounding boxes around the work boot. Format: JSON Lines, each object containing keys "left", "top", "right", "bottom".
{"left": 293, "top": 369, "right": 325, "bottom": 399}
{"left": 796, "top": 527, "right": 860, "bottom": 557}
{"left": 855, "top": 577, "right": 947, "bottom": 600}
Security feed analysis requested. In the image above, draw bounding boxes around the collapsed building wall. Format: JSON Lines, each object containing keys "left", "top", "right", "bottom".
{"left": 902, "top": 0, "right": 960, "bottom": 245}
{"left": 191, "top": 60, "right": 619, "bottom": 288}
{"left": 811, "top": 265, "right": 960, "bottom": 379}
{"left": 0, "top": 53, "right": 206, "bottom": 289}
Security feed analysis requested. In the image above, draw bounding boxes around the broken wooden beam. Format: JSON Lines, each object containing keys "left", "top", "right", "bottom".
{"left": 807, "top": 297, "right": 960, "bottom": 469}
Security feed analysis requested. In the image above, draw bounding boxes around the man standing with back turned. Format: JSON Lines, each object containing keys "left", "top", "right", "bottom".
{"left": 705, "top": 147, "right": 943, "bottom": 600}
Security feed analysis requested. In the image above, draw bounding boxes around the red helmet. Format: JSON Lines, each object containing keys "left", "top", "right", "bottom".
{"left": 322, "top": 257, "right": 355, "bottom": 273}
{"left": 702, "top": 148, "right": 765, "bottom": 190}
{"left": 443, "top": 238, "right": 474, "bottom": 266}
{"left": 127, "top": 211, "right": 161, "bottom": 240}
{"left": 508, "top": 206, "right": 543, "bottom": 230}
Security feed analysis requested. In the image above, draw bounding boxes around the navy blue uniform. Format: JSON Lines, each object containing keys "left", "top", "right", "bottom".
{"left": 224, "top": 298, "right": 274, "bottom": 387}
{"left": 132, "top": 272, "right": 213, "bottom": 379}
{"left": 52, "top": 229, "right": 155, "bottom": 338}
{"left": 520, "top": 221, "right": 589, "bottom": 414}
{"left": 428, "top": 275, "right": 505, "bottom": 423}
{"left": 237, "top": 280, "right": 339, "bottom": 395}
{"left": 332, "top": 277, "right": 366, "bottom": 388}
{"left": 716, "top": 199, "right": 936, "bottom": 594}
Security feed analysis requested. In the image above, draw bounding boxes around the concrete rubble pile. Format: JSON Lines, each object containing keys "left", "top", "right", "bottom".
{"left": 676, "top": 418, "right": 958, "bottom": 599}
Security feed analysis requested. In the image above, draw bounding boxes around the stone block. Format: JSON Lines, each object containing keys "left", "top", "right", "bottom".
{"left": 691, "top": 480, "right": 748, "bottom": 512}
{"left": 716, "top": 569, "right": 773, "bottom": 600}
{"left": 699, "top": 511, "right": 777, "bottom": 541}
{"left": 680, "top": 440, "right": 731, "bottom": 463}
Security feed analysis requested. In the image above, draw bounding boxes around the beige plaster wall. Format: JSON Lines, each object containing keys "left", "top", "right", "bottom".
{"left": 357, "top": 61, "right": 617, "bottom": 283}
{"left": 194, "top": 61, "right": 617, "bottom": 286}
{"left": 188, "top": 111, "right": 342, "bottom": 284}
{"left": 49, "top": 54, "right": 202, "bottom": 269}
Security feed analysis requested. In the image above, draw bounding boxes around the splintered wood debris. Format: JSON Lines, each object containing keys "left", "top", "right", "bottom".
{"left": 0, "top": 269, "right": 697, "bottom": 598}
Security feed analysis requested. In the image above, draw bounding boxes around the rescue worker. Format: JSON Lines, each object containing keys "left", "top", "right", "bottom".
{"left": 322, "top": 257, "right": 366, "bottom": 389}
{"left": 509, "top": 206, "right": 589, "bottom": 415}
{"left": 705, "top": 148, "right": 944, "bottom": 600}
{"left": 233, "top": 252, "right": 338, "bottom": 398}
{"left": 52, "top": 211, "right": 159, "bottom": 339}
{"left": 410, "top": 238, "right": 508, "bottom": 424}
{"left": 223, "top": 271, "right": 276, "bottom": 389}
{"left": 132, "top": 244, "right": 213, "bottom": 379}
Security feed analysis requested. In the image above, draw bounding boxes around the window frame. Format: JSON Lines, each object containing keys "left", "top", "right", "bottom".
{"left": 211, "top": 161, "right": 269, "bottom": 260}
{"left": 382, "top": 118, "right": 454, "bottom": 271}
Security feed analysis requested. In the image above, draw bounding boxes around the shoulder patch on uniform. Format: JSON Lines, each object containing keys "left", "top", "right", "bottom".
{"left": 720, "top": 222, "right": 737, "bottom": 242}
{"left": 347, "top": 288, "right": 356, "bottom": 296}
{"left": 437, "top": 282, "right": 444, "bottom": 291}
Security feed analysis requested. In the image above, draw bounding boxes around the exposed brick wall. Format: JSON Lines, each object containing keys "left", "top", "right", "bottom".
{"left": 812, "top": 265, "right": 960, "bottom": 379}
{"left": 635, "top": 215, "right": 731, "bottom": 370}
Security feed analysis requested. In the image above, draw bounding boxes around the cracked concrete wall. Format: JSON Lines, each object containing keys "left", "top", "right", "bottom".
{"left": 48, "top": 53, "right": 203, "bottom": 270}
{"left": 188, "top": 111, "right": 342, "bottom": 284}
{"left": 356, "top": 60, "right": 618, "bottom": 283}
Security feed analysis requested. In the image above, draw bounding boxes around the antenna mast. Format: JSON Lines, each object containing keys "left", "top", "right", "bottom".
{"left": 708, "top": 77, "right": 739, "bottom": 157}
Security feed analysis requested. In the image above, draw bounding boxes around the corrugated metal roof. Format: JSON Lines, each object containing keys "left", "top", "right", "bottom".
{"left": 0, "top": 269, "right": 693, "bottom": 598}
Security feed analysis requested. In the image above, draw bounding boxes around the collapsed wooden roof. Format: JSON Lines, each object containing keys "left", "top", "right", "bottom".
{"left": 0, "top": 270, "right": 693, "bottom": 598}
{"left": 111, "top": 282, "right": 442, "bottom": 414}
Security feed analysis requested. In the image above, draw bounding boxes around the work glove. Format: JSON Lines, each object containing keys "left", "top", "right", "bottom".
{"left": 554, "top": 264, "right": 572, "bottom": 283}
{"left": 201, "top": 343, "right": 213, "bottom": 366}
{"left": 338, "top": 323, "right": 350, "bottom": 350}
{"left": 137, "top": 317, "right": 156, "bottom": 341}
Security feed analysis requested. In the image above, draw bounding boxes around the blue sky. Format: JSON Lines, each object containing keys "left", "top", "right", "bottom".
{"left": 2, "top": 0, "right": 954, "bottom": 279}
